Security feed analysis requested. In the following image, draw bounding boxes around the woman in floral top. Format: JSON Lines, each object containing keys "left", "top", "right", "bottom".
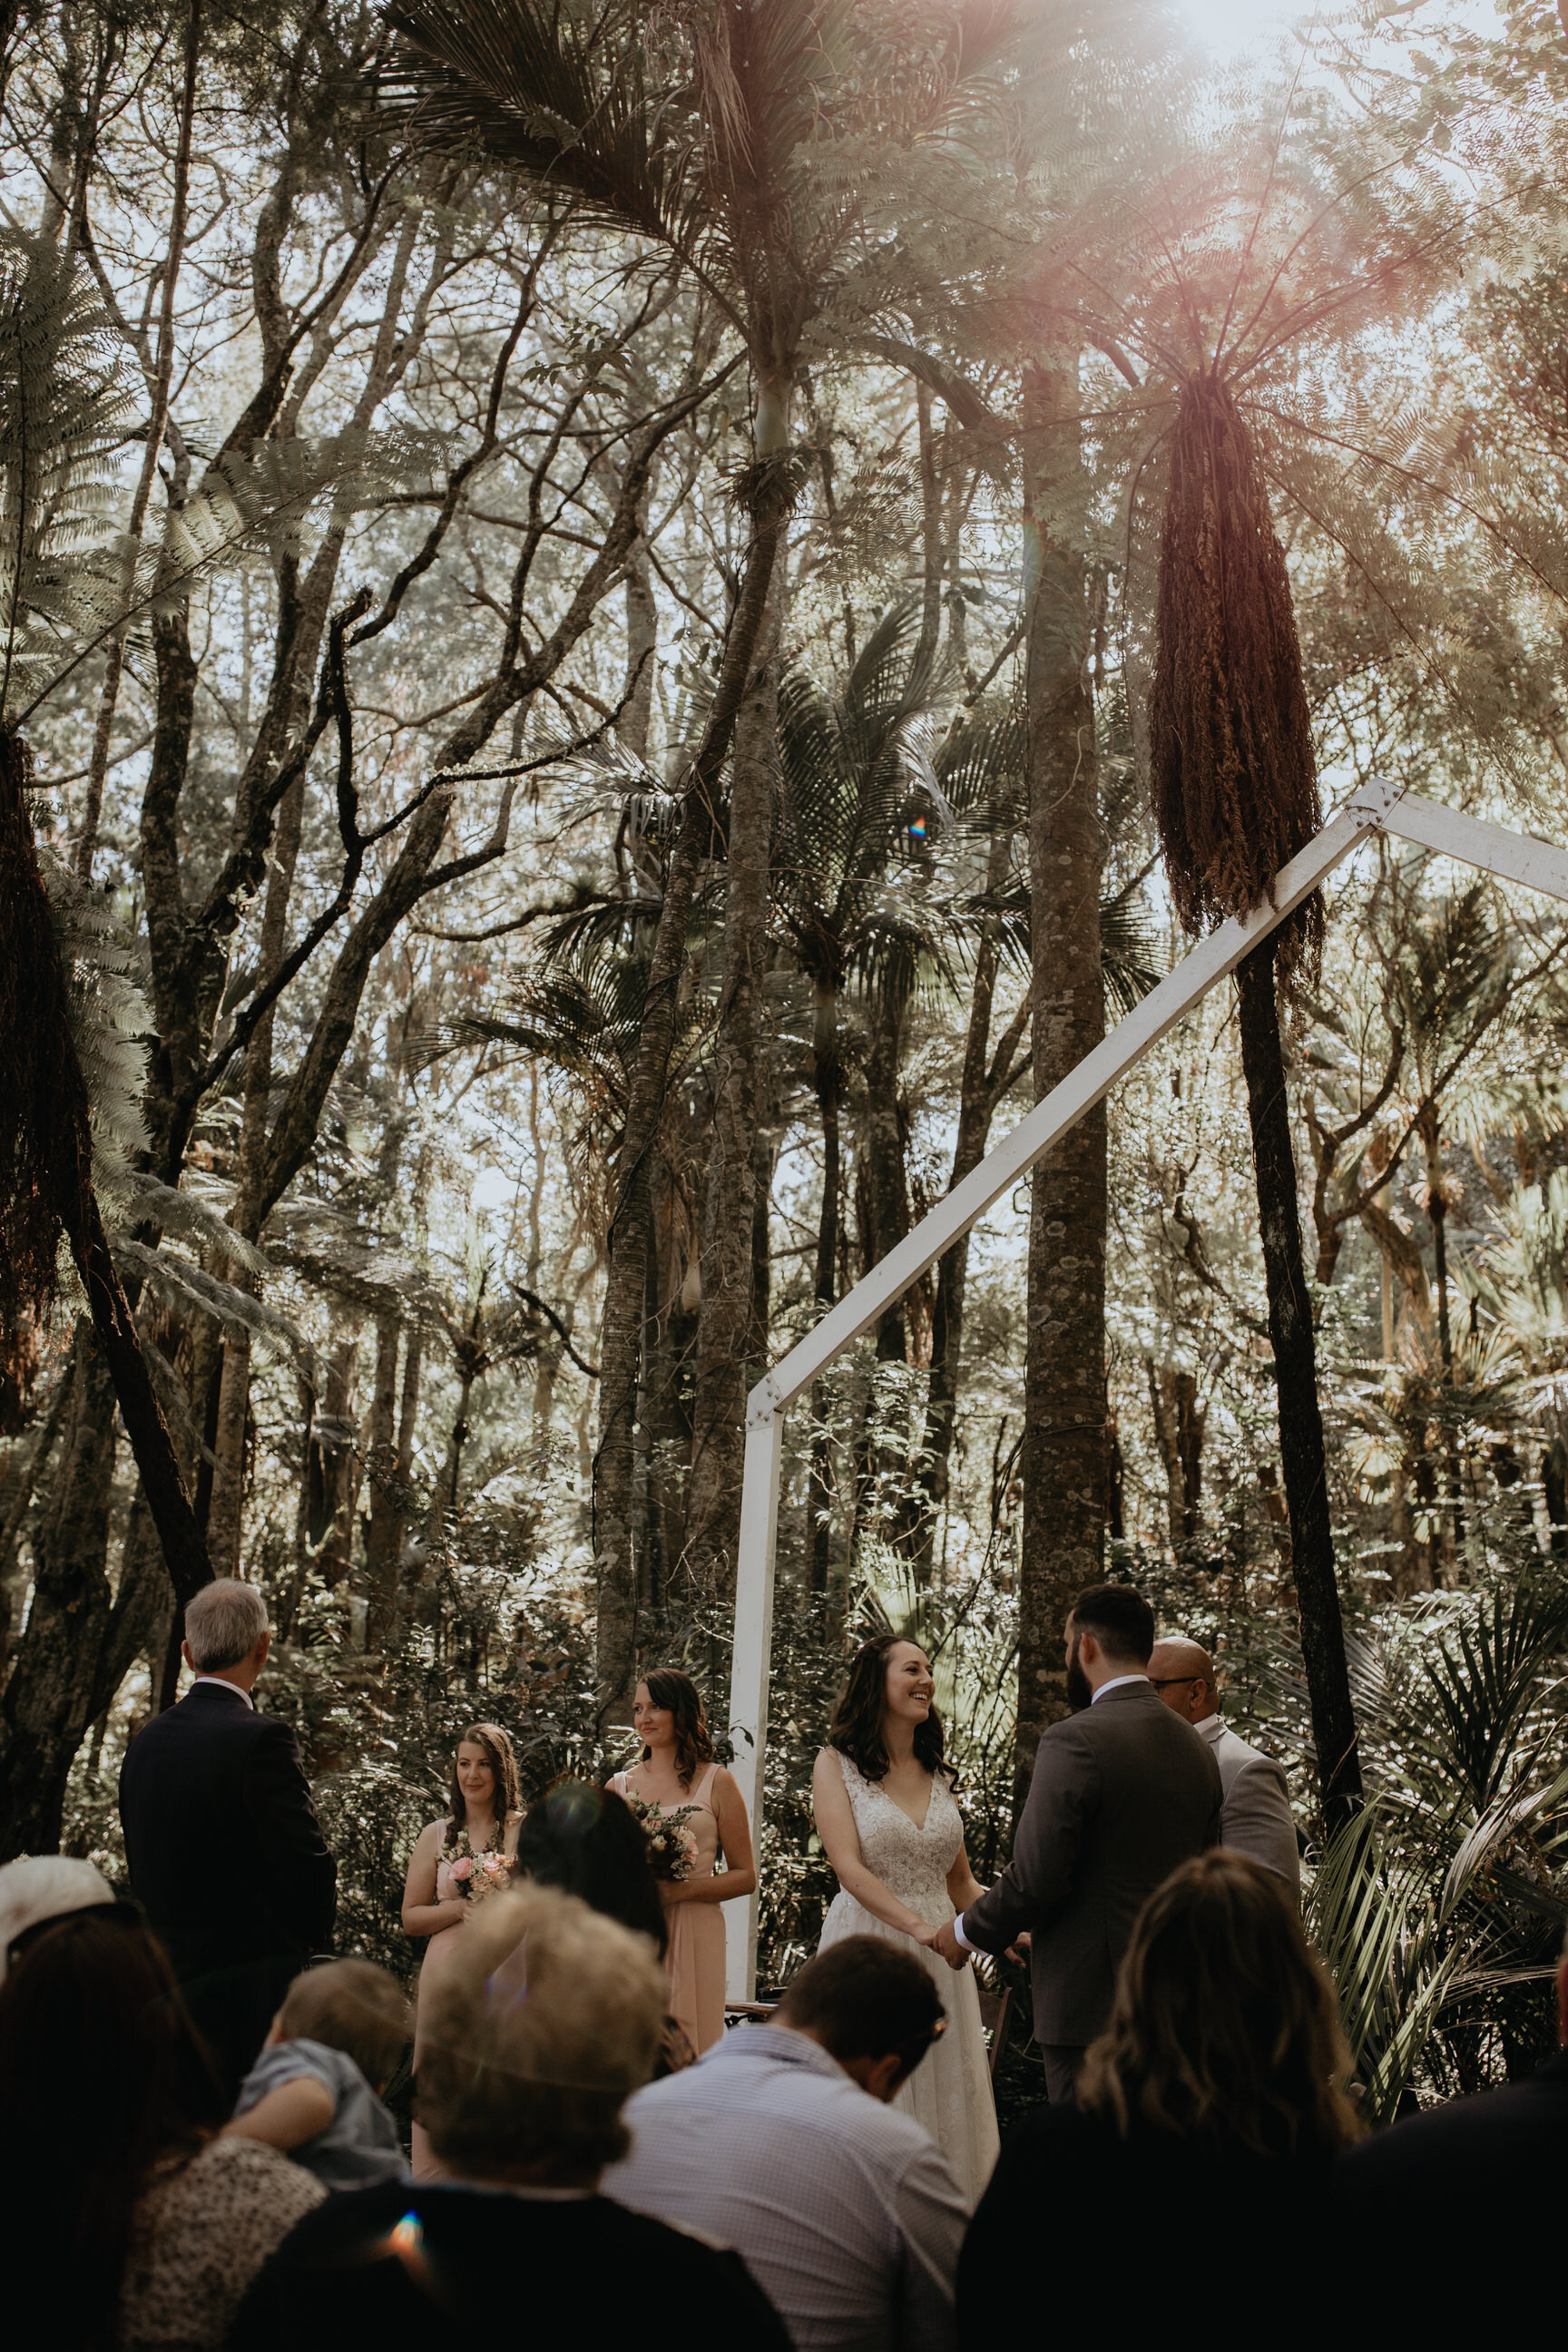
{"left": 400, "top": 1721, "right": 522, "bottom": 2178}
{"left": 0, "top": 1900, "right": 321, "bottom": 2351}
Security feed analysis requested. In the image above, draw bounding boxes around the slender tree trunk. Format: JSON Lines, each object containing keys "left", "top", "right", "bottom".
{"left": 912, "top": 826, "right": 1024, "bottom": 1575}
{"left": 595, "top": 462, "right": 795, "bottom": 1710}
{"left": 364, "top": 1310, "right": 401, "bottom": 1650}
{"left": 915, "top": 379, "right": 943, "bottom": 672}
{"left": 682, "top": 563, "right": 779, "bottom": 1595}
{"left": 206, "top": 771, "right": 308, "bottom": 1573}
{"left": 1419, "top": 1102, "right": 1465, "bottom": 1554}
{"left": 306, "top": 1332, "right": 359, "bottom": 1587}
{"left": 1016, "top": 364, "right": 1105, "bottom": 1810}
{"left": 1235, "top": 938, "right": 1362, "bottom": 1826}
{"left": 808, "top": 985, "right": 842, "bottom": 1593}
{"left": 622, "top": 488, "right": 657, "bottom": 767}
{"left": 863, "top": 996, "right": 912, "bottom": 1365}
{"left": 77, "top": 0, "right": 201, "bottom": 880}
{"left": 0, "top": 1321, "right": 117, "bottom": 1857}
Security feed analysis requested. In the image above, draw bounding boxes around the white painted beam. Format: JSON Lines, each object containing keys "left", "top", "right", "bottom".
{"left": 723, "top": 1406, "right": 783, "bottom": 2002}
{"left": 751, "top": 777, "right": 1402, "bottom": 1420}
{"left": 1384, "top": 797, "right": 1568, "bottom": 906}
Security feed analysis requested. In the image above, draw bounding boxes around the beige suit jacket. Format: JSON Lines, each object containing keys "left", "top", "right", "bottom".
{"left": 1200, "top": 1715, "right": 1300, "bottom": 1903}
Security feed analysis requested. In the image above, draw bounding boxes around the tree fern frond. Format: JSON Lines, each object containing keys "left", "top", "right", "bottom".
{"left": 112, "top": 1237, "right": 315, "bottom": 1374}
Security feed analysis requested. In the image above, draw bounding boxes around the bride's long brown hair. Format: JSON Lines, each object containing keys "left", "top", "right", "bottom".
{"left": 827, "top": 1632, "right": 957, "bottom": 1788}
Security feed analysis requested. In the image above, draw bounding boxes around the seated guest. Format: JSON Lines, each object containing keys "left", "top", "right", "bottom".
{"left": 958, "top": 1851, "right": 1361, "bottom": 2344}
{"left": 225, "top": 1959, "right": 411, "bottom": 2190}
{"left": 119, "top": 1577, "right": 337, "bottom": 2101}
{"left": 515, "top": 1778, "right": 693, "bottom": 2073}
{"left": 604, "top": 1935, "right": 966, "bottom": 2352}
{"left": 514, "top": 1777, "right": 668, "bottom": 1952}
{"left": 0, "top": 1852, "right": 116, "bottom": 1972}
{"left": 0, "top": 1886, "right": 323, "bottom": 2351}
{"left": 228, "top": 1889, "right": 790, "bottom": 2351}
{"left": 1149, "top": 1635, "right": 1300, "bottom": 1899}
{"left": 1336, "top": 1926, "right": 1568, "bottom": 2326}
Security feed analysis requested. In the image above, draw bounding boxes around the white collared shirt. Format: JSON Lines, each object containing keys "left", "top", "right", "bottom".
{"left": 1193, "top": 1710, "right": 1222, "bottom": 1735}
{"left": 607, "top": 2026, "right": 965, "bottom": 2351}
{"left": 191, "top": 1675, "right": 255, "bottom": 1710}
{"left": 1091, "top": 1672, "right": 1149, "bottom": 1703}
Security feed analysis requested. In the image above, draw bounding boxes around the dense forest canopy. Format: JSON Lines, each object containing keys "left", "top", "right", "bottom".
{"left": 2, "top": 0, "right": 1567, "bottom": 2109}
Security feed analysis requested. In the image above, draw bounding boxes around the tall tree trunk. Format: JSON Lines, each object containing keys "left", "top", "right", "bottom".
{"left": 1235, "top": 939, "right": 1362, "bottom": 1826}
{"left": 808, "top": 983, "right": 842, "bottom": 1593}
{"left": 596, "top": 457, "right": 796, "bottom": 1710}
{"left": 1016, "top": 364, "right": 1106, "bottom": 1812}
{"left": 364, "top": 1310, "right": 401, "bottom": 1650}
{"left": 915, "top": 379, "right": 943, "bottom": 672}
{"left": 306, "top": 1331, "right": 359, "bottom": 1588}
{"left": 912, "top": 824, "right": 1026, "bottom": 1575}
{"left": 682, "top": 560, "right": 779, "bottom": 1596}
{"left": 205, "top": 770, "right": 308, "bottom": 1573}
{"left": 0, "top": 1322, "right": 117, "bottom": 1857}
{"left": 862, "top": 995, "right": 912, "bottom": 1366}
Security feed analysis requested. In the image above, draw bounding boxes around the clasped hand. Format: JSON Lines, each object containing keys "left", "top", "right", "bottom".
{"left": 930, "top": 1916, "right": 969, "bottom": 1971}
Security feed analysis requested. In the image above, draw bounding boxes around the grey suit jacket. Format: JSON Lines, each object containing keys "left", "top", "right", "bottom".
{"left": 962, "top": 1681, "right": 1222, "bottom": 2045}
{"left": 1201, "top": 1716, "right": 1300, "bottom": 1902}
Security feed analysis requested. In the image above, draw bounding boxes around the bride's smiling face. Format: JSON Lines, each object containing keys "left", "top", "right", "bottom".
{"left": 882, "top": 1642, "right": 936, "bottom": 1728}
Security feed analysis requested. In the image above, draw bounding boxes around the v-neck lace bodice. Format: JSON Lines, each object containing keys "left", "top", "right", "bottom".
{"left": 818, "top": 1745, "right": 999, "bottom": 2208}
{"left": 833, "top": 1749, "right": 962, "bottom": 1926}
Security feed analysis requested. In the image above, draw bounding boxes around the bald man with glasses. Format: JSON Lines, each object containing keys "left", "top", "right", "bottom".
{"left": 1147, "top": 1639, "right": 1300, "bottom": 1903}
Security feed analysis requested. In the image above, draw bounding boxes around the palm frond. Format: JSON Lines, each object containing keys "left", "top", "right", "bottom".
{"left": 383, "top": 0, "right": 703, "bottom": 250}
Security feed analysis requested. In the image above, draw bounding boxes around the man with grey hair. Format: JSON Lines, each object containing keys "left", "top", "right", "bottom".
{"left": 120, "top": 1579, "right": 336, "bottom": 2098}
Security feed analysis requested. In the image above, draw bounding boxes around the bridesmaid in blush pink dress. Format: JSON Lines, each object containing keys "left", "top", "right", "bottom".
{"left": 401, "top": 1721, "right": 522, "bottom": 2179}
{"left": 610, "top": 1668, "right": 755, "bottom": 2053}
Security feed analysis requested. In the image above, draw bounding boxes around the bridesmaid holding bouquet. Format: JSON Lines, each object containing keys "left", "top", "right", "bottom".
{"left": 401, "top": 1721, "right": 522, "bottom": 2177}
{"left": 610, "top": 1670, "right": 755, "bottom": 2053}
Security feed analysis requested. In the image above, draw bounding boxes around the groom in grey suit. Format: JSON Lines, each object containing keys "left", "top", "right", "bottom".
{"left": 934, "top": 1583, "right": 1220, "bottom": 2103}
{"left": 1149, "top": 1637, "right": 1301, "bottom": 1901}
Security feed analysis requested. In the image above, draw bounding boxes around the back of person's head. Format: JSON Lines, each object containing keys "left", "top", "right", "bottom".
{"left": 1077, "top": 1851, "right": 1361, "bottom": 2157}
{"left": 278, "top": 1959, "right": 410, "bottom": 2090}
{"left": 185, "top": 1577, "right": 268, "bottom": 1671}
{"left": 416, "top": 1886, "right": 665, "bottom": 2183}
{"left": 0, "top": 1908, "right": 224, "bottom": 2347}
{"left": 1070, "top": 1580, "right": 1155, "bottom": 1665}
{"left": 514, "top": 1779, "right": 667, "bottom": 1956}
{"left": 777, "top": 1935, "right": 945, "bottom": 2075}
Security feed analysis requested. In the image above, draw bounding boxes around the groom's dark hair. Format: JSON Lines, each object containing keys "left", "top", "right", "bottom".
{"left": 778, "top": 1937, "right": 943, "bottom": 2068}
{"left": 1070, "top": 1582, "right": 1155, "bottom": 1665}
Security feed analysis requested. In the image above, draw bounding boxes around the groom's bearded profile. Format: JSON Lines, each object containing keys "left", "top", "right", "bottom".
{"left": 1065, "top": 1632, "right": 1093, "bottom": 1713}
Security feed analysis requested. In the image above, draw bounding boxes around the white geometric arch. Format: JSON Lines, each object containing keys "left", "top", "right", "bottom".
{"left": 723, "top": 779, "right": 1568, "bottom": 1997}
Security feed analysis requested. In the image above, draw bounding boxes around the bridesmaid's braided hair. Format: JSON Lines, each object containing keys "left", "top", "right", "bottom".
{"left": 827, "top": 1632, "right": 958, "bottom": 1788}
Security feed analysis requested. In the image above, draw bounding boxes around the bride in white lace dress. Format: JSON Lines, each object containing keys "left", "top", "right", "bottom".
{"left": 812, "top": 1635, "right": 1001, "bottom": 2209}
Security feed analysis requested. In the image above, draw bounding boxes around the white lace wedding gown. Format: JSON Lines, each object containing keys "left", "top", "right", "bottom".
{"left": 818, "top": 1749, "right": 1001, "bottom": 2210}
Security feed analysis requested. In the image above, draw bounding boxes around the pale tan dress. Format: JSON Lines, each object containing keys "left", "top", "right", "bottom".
{"left": 612, "top": 1762, "right": 727, "bottom": 2053}
{"left": 410, "top": 1811, "right": 519, "bottom": 2179}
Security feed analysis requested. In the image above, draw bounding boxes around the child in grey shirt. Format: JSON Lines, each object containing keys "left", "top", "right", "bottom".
{"left": 226, "top": 1958, "right": 411, "bottom": 2190}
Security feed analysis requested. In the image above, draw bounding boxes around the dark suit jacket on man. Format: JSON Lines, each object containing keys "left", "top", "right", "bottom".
{"left": 1335, "top": 2045, "right": 1567, "bottom": 2327}
{"left": 119, "top": 1681, "right": 337, "bottom": 2094}
{"left": 961, "top": 1680, "right": 1222, "bottom": 2047}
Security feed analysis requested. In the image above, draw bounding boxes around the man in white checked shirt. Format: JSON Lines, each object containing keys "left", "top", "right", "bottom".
{"left": 603, "top": 1936, "right": 965, "bottom": 2352}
